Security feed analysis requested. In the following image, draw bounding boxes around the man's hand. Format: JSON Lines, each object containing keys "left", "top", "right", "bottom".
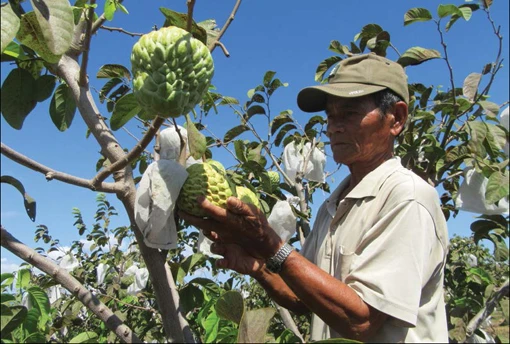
{"left": 211, "top": 242, "right": 265, "bottom": 276}
{"left": 178, "top": 196, "right": 283, "bottom": 260}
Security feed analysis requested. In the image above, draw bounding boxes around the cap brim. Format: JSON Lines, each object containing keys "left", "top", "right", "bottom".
{"left": 297, "top": 83, "right": 387, "bottom": 113}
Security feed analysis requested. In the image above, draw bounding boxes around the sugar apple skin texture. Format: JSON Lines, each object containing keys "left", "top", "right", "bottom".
{"left": 178, "top": 161, "right": 262, "bottom": 217}
{"left": 178, "top": 161, "right": 232, "bottom": 218}
{"left": 131, "top": 26, "right": 214, "bottom": 118}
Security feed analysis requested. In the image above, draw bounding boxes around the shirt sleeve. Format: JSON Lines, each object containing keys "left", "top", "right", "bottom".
{"left": 344, "top": 199, "right": 439, "bottom": 327}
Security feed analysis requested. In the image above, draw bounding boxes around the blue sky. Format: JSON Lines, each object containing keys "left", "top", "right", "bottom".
{"left": 1, "top": 0, "right": 509, "bottom": 272}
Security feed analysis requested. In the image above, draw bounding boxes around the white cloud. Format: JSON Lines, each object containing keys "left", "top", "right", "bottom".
{"left": 1, "top": 260, "right": 20, "bottom": 274}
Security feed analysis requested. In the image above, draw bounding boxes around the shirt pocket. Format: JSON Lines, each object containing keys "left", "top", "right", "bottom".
{"left": 335, "top": 245, "right": 356, "bottom": 281}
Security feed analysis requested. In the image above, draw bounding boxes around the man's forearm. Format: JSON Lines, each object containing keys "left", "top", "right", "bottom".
{"left": 252, "top": 265, "right": 310, "bottom": 315}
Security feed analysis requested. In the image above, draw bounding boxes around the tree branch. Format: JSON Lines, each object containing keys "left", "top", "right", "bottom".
{"left": 207, "top": 0, "right": 242, "bottom": 52}
{"left": 186, "top": 0, "right": 196, "bottom": 33}
{"left": 56, "top": 53, "right": 192, "bottom": 343}
{"left": 0, "top": 226, "right": 141, "bottom": 343}
{"left": 91, "top": 117, "right": 165, "bottom": 187}
{"left": 79, "top": 0, "right": 96, "bottom": 87}
{"left": 1, "top": 142, "right": 121, "bottom": 193}
{"left": 465, "top": 278, "right": 509, "bottom": 341}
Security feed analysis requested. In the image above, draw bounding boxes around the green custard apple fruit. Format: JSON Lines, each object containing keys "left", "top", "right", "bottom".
{"left": 178, "top": 161, "right": 232, "bottom": 217}
{"left": 131, "top": 26, "right": 214, "bottom": 118}
{"left": 236, "top": 186, "right": 261, "bottom": 209}
{"left": 206, "top": 159, "right": 226, "bottom": 175}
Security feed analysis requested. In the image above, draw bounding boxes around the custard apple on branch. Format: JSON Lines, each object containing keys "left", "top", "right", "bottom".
{"left": 131, "top": 26, "right": 214, "bottom": 118}
{"left": 177, "top": 160, "right": 232, "bottom": 217}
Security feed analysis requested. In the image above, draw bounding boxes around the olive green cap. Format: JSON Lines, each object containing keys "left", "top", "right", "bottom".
{"left": 297, "top": 53, "right": 409, "bottom": 113}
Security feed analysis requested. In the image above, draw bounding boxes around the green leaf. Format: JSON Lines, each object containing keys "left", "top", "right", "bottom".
{"left": 268, "top": 78, "right": 288, "bottom": 95}
{"left": 490, "top": 234, "right": 509, "bottom": 261}
{"left": 111, "top": 93, "right": 140, "bottom": 130}
{"left": 357, "top": 23, "right": 383, "bottom": 52}
{"left": 1, "top": 305, "right": 27, "bottom": 337}
{"left": 271, "top": 113, "right": 294, "bottom": 136}
{"left": 263, "top": 71, "right": 276, "bottom": 87}
{"left": 16, "top": 269, "right": 31, "bottom": 290}
{"left": 34, "top": 74, "right": 57, "bottom": 102}
{"left": 485, "top": 171, "right": 508, "bottom": 204}
{"left": 1, "top": 2, "right": 20, "bottom": 53}
{"left": 224, "top": 125, "right": 250, "bottom": 143}
{"left": 328, "top": 40, "right": 348, "bottom": 55}
{"left": 404, "top": 8, "right": 432, "bottom": 26}
{"left": 437, "top": 4, "right": 462, "bottom": 18}
{"left": 445, "top": 15, "right": 461, "bottom": 32}
{"left": 69, "top": 331, "right": 99, "bottom": 343}
{"left": 99, "top": 77, "right": 123, "bottom": 103}
{"left": 26, "top": 286, "right": 50, "bottom": 325}
{"left": 458, "top": 7, "right": 473, "bottom": 21}
{"left": 315, "top": 55, "right": 342, "bottom": 82}
{"left": 247, "top": 144, "right": 266, "bottom": 167}
{"left": 246, "top": 105, "right": 266, "bottom": 120}
{"left": 462, "top": 73, "right": 481, "bottom": 102}
{"left": 96, "top": 64, "right": 131, "bottom": 80}
{"left": 397, "top": 47, "right": 441, "bottom": 67}
{"left": 2, "top": 41, "right": 28, "bottom": 60}
{"left": 1, "top": 67, "right": 37, "bottom": 129}
{"left": 274, "top": 123, "right": 296, "bottom": 147}
{"left": 478, "top": 100, "right": 499, "bottom": 117}
{"left": 0, "top": 175, "right": 36, "bottom": 221}
{"left": 50, "top": 83, "right": 77, "bottom": 131}
{"left": 237, "top": 307, "right": 275, "bottom": 343}
{"left": 197, "top": 19, "right": 219, "bottom": 47}
{"left": 486, "top": 123, "right": 507, "bottom": 151}
{"left": 30, "top": 0, "right": 75, "bottom": 55}
{"left": 186, "top": 114, "right": 206, "bottom": 159}
{"left": 159, "top": 7, "right": 207, "bottom": 45}
{"left": 17, "top": 11, "right": 61, "bottom": 62}
{"left": 1, "top": 273, "right": 15, "bottom": 289}
{"left": 215, "top": 290, "right": 244, "bottom": 324}
{"left": 103, "top": 0, "right": 115, "bottom": 21}
{"left": 179, "top": 284, "right": 203, "bottom": 315}
{"left": 233, "top": 140, "right": 246, "bottom": 163}
{"left": 203, "top": 310, "right": 220, "bottom": 343}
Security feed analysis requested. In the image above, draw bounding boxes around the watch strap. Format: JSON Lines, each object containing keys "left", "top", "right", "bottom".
{"left": 266, "top": 243, "right": 294, "bottom": 273}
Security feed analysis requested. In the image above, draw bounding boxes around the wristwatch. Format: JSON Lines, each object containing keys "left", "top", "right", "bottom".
{"left": 266, "top": 243, "right": 294, "bottom": 273}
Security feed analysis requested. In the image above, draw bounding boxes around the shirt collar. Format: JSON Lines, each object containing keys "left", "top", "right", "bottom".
{"left": 325, "top": 157, "right": 403, "bottom": 215}
{"left": 347, "top": 156, "right": 402, "bottom": 199}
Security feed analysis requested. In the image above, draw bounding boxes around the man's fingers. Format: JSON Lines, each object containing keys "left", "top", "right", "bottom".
{"left": 227, "top": 197, "right": 255, "bottom": 216}
{"left": 178, "top": 210, "right": 221, "bottom": 233}
{"left": 196, "top": 196, "right": 230, "bottom": 222}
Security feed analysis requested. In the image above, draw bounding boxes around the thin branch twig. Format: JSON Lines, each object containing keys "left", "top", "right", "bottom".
{"left": 215, "top": 41, "right": 230, "bottom": 57}
{"left": 91, "top": 117, "right": 165, "bottom": 187}
{"left": 0, "top": 226, "right": 141, "bottom": 343}
{"left": 207, "top": 0, "right": 242, "bottom": 52}
{"left": 79, "top": 0, "right": 96, "bottom": 86}
{"left": 99, "top": 25, "right": 144, "bottom": 37}
{"left": 1, "top": 143, "right": 121, "bottom": 193}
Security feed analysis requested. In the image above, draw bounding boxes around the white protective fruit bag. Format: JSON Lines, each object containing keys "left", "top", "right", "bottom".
{"left": 455, "top": 167, "right": 509, "bottom": 215}
{"left": 159, "top": 125, "right": 201, "bottom": 166}
{"left": 283, "top": 141, "right": 326, "bottom": 182}
{"left": 134, "top": 160, "right": 188, "bottom": 250}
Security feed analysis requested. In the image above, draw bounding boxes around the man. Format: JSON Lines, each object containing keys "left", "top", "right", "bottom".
{"left": 180, "top": 53, "right": 449, "bottom": 343}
